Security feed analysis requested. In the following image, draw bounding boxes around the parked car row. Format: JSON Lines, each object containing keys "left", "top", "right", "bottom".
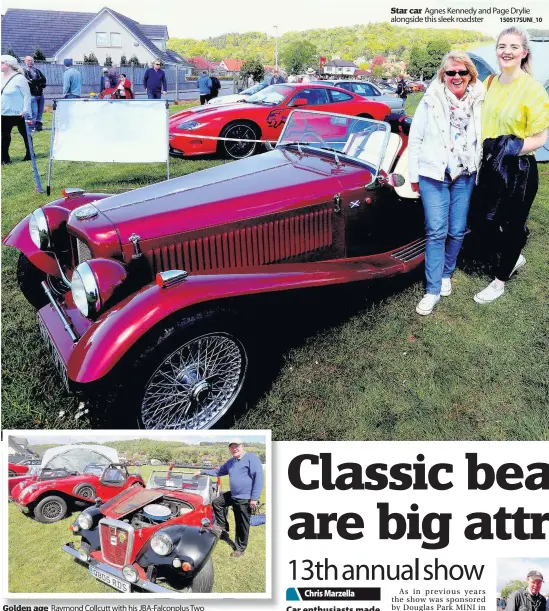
{"left": 8, "top": 444, "right": 223, "bottom": 593}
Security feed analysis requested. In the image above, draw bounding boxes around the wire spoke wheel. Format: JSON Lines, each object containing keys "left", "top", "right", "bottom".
{"left": 141, "top": 332, "right": 247, "bottom": 430}
{"left": 42, "top": 500, "right": 64, "bottom": 520}
{"left": 223, "top": 124, "right": 257, "bottom": 159}
{"left": 77, "top": 486, "right": 95, "bottom": 499}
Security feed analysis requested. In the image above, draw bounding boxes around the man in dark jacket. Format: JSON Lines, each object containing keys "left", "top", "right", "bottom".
{"left": 143, "top": 60, "right": 167, "bottom": 99}
{"left": 506, "top": 571, "right": 546, "bottom": 611}
{"left": 100, "top": 68, "right": 111, "bottom": 93}
{"left": 209, "top": 75, "right": 221, "bottom": 100}
{"left": 23, "top": 56, "right": 46, "bottom": 131}
{"left": 396, "top": 75, "right": 407, "bottom": 100}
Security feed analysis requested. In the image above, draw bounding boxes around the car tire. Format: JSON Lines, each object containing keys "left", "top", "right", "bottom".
{"left": 103, "top": 309, "right": 253, "bottom": 430}
{"left": 188, "top": 557, "right": 214, "bottom": 593}
{"left": 33, "top": 495, "right": 68, "bottom": 523}
{"left": 219, "top": 121, "right": 260, "bottom": 160}
{"left": 73, "top": 484, "right": 96, "bottom": 499}
{"left": 16, "top": 253, "right": 48, "bottom": 309}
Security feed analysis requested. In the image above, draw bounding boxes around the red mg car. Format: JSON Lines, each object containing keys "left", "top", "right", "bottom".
{"left": 3, "top": 109, "right": 423, "bottom": 430}
{"left": 169, "top": 83, "right": 391, "bottom": 159}
{"left": 10, "top": 444, "right": 144, "bottom": 522}
{"left": 63, "top": 467, "right": 222, "bottom": 593}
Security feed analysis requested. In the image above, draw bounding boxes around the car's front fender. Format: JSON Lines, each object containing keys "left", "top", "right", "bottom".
{"left": 135, "top": 524, "right": 218, "bottom": 573}
{"left": 69, "top": 257, "right": 407, "bottom": 384}
{"left": 2, "top": 214, "right": 60, "bottom": 276}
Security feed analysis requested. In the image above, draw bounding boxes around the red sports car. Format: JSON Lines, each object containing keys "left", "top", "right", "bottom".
{"left": 169, "top": 83, "right": 391, "bottom": 159}
{"left": 63, "top": 467, "right": 222, "bottom": 593}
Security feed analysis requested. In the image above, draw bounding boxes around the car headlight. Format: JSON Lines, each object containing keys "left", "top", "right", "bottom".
{"left": 122, "top": 565, "right": 139, "bottom": 583}
{"left": 150, "top": 532, "right": 174, "bottom": 556}
{"left": 72, "top": 259, "right": 127, "bottom": 320}
{"left": 176, "top": 120, "right": 202, "bottom": 130}
{"left": 29, "top": 208, "right": 50, "bottom": 250}
{"left": 20, "top": 485, "right": 37, "bottom": 498}
{"left": 71, "top": 262, "right": 99, "bottom": 318}
{"left": 77, "top": 512, "right": 93, "bottom": 530}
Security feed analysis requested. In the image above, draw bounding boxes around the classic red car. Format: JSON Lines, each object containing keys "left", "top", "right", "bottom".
{"left": 63, "top": 467, "right": 222, "bottom": 593}
{"left": 10, "top": 444, "right": 144, "bottom": 522}
{"left": 8, "top": 461, "right": 39, "bottom": 477}
{"left": 169, "top": 83, "right": 391, "bottom": 159}
{"left": 3, "top": 109, "right": 423, "bottom": 430}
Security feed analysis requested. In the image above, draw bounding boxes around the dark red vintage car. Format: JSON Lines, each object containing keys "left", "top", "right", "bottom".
{"left": 63, "top": 467, "right": 222, "bottom": 593}
{"left": 3, "top": 109, "right": 423, "bottom": 430}
{"left": 11, "top": 455, "right": 144, "bottom": 523}
{"left": 169, "top": 83, "right": 391, "bottom": 159}
{"left": 8, "top": 461, "right": 38, "bottom": 477}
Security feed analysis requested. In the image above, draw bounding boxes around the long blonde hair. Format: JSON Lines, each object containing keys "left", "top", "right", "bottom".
{"left": 496, "top": 27, "right": 532, "bottom": 74}
{"left": 437, "top": 50, "right": 478, "bottom": 84}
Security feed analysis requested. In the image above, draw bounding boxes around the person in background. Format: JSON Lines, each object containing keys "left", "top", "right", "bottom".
{"left": 270, "top": 70, "right": 285, "bottom": 85}
{"left": 472, "top": 27, "right": 549, "bottom": 304}
{"left": 236, "top": 72, "right": 247, "bottom": 93}
{"left": 396, "top": 74, "right": 408, "bottom": 101}
{"left": 408, "top": 51, "right": 485, "bottom": 315}
{"left": 197, "top": 70, "right": 212, "bottom": 104}
{"left": 206, "top": 438, "right": 264, "bottom": 558}
{"left": 62, "top": 59, "right": 82, "bottom": 98}
{"left": 100, "top": 68, "right": 111, "bottom": 93}
{"left": 287, "top": 73, "right": 296, "bottom": 83}
{"left": 506, "top": 571, "right": 545, "bottom": 611}
{"left": 107, "top": 62, "right": 119, "bottom": 88}
{"left": 209, "top": 74, "right": 221, "bottom": 100}
{"left": 115, "top": 73, "right": 134, "bottom": 99}
{"left": 247, "top": 73, "right": 255, "bottom": 88}
{"left": 23, "top": 56, "right": 46, "bottom": 132}
{"left": 143, "top": 60, "right": 167, "bottom": 99}
{"left": 1, "top": 55, "right": 32, "bottom": 164}
{"left": 302, "top": 67, "right": 316, "bottom": 84}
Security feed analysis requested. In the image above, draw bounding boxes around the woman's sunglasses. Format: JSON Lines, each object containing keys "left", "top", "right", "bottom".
{"left": 445, "top": 70, "right": 469, "bottom": 77}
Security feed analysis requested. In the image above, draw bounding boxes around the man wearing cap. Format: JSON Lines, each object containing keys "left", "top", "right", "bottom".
{"left": 143, "top": 60, "right": 167, "bottom": 99}
{"left": 506, "top": 571, "right": 546, "bottom": 611}
{"left": 62, "top": 59, "right": 82, "bottom": 98}
{"left": 302, "top": 67, "right": 316, "bottom": 84}
{"left": 208, "top": 438, "right": 264, "bottom": 558}
{"left": 100, "top": 68, "right": 111, "bottom": 93}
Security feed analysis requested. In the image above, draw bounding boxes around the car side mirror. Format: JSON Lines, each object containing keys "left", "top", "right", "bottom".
{"left": 293, "top": 98, "right": 308, "bottom": 107}
{"left": 94, "top": 497, "right": 102, "bottom": 507}
{"left": 264, "top": 141, "right": 273, "bottom": 151}
{"left": 377, "top": 173, "right": 406, "bottom": 188}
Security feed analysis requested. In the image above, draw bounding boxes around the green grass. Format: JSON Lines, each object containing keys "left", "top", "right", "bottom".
{"left": 2, "top": 109, "right": 548, "bottom": 439}
{"left": 8, "top": 471, "right": 267, "bottom": 594}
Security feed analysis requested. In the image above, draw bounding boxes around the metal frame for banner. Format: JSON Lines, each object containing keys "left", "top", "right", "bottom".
{"left": 46, "top": 98, "right": 173, "bottom": 195}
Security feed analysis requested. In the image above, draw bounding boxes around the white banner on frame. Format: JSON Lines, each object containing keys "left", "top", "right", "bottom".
{"left": 51, "top": 99, "right": 168, "bottom": 163}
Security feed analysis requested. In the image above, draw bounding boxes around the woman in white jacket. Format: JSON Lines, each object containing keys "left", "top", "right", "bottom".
{"left": 1, "top": 54, "right": 32, "bottom": 165}
{"left": 408, "top": 51, "right": 485, "bottom": 315}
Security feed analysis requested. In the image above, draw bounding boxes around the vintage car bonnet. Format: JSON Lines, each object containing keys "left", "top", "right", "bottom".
{"left": 40, "top": 444, "right": 118, "bottom": 473}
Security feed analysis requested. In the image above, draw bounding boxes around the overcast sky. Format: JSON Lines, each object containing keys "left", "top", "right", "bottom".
{"left": 3, "top": 0, "right": 548, "bottom": 40}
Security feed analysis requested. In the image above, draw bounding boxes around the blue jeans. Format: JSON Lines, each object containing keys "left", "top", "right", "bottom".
{"left": 419, "top": 173, "right": 476, "bottom": 295}
{"left": 147, "top": 90, "right": 162, "bottom": 99}
{"left": 30, "top": 95, "right": 45, "bottom": 128}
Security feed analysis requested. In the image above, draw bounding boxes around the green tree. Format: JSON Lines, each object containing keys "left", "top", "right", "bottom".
{"left": 424, "top": 38, "right": 451, "bottom": 78}
{"left": 372, "top": 64, "right": 384, "bottom": 78}
{"left": 280, "top": 40, "right": 318, "bottom": 75}
{"left": 120, "top": 54, "right": 127, "bottom": 67}
{"left": 407, "top": 45, "right": 430, "bottom": 79}
{"left": 240, "top": 58, "right": 264, "bottom": 83}
{"left": 500, "top": 581, "right": 527, "bottom": 601}
{"left": 104, "top": 54, "right": 113, "bottom": 67}
{"left": 128, "top": 54, "right": 141, "bottom": 67}
{"left": 84, "top": 52, "right": 99, "bottom": 65}
{"left": 33, "top": 48, "right": 46, "bottom": 62}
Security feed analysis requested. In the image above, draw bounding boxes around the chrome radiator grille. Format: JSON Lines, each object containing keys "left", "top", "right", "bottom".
{"left": 148, "top": 206, "right": 334, "bottom": 274}
{"left": 37, "top": 313, "right": 69, "bottom": 391}
{"left": 99, "top": 519, "right": 133, "bottom": 567}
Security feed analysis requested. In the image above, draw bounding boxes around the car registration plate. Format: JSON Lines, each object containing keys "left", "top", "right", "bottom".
{"left": 90, "top": 566, "right": 131, "bottom": 593}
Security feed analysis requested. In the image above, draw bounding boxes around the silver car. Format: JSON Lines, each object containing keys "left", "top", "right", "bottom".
{"left": 332, "top": 80, "right": 405, "bottom": 113}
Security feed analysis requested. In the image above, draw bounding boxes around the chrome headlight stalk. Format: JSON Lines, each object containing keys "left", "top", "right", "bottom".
{"left": 71, "top": 262, "right": 100, "bottom": 318}
{"left": 29, "top": 208, "right": 51, "bottom": 250}
{"left": 150, "top": 532, "right": 174, "bottom": 556}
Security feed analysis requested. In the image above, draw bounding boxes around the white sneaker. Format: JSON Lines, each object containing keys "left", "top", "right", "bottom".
{"left": 510, "top": 254, "right": 526, "bottom": 276}
{"left": 416, "top": 293, "right": 440, "bottom": 315}
{"left": 440, "top": 277, "right": 452, "bottom": 296}
{"left": 474, "top": 280, "right": 505, "bottom": 304}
